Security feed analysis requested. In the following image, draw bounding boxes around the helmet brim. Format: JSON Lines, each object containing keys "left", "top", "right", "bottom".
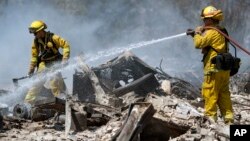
{"left": 28, "top": 25, "right": 45, "bottom": 34}
{"left": 29, "top": 28, "right": 37, "bottom": 33}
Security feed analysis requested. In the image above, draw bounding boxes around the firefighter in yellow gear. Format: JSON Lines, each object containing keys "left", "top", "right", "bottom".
{"left": 187, "top": 6, "right": 234, "bottom": 124}
{"left": 25, "top": 20, "right": 70, "bottom": 103}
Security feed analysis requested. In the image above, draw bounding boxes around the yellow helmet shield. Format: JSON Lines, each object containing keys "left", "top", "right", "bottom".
{"left": 201, "top": 6, "right": 223, "bottom": 21}
{"left": 29, "top": 20, "right": 47, "bottom": 33}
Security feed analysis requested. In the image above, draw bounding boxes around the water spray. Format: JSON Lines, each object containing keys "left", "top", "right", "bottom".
{"left": 1, "top": 33, "right": 187, "bottom": 106}
{"left": 85, "top": 32, "right": 186, "bottom": 63}
{"left": 0, "top": 60, "right": 79, "bottom": 106}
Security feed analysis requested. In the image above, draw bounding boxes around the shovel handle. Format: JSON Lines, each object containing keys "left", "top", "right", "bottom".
{"left": 12, "top": 75, "right": 29, "bottom": 83}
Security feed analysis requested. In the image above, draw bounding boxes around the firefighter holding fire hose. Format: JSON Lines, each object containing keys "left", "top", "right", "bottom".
{"left": 25, "top": 20, "right": 70, "bottom": 103}
{"left": 187, "top": 6, "right": 234, "bottom": 124}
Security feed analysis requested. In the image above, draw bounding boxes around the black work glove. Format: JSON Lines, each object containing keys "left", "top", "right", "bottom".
{"left": 28, "top": 69, "right": 34, "bottom": 78}
{"left": 27, "top": 73, "right": 34, "bottom": 78}
{"left": 186, "top": 29, "right": 195, "bottom": 37}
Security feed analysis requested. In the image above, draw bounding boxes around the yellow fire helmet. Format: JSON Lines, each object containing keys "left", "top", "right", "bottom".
{"left": 29, "top": 20, "right": 47, "bottom": 33}
{"left": 201, "top": 6, "right": 223, "bottom": 21}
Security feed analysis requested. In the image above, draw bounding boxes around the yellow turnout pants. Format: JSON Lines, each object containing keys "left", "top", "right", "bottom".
{"left": 202, "top": 70, "right": 233, "bottom": 123}
{"left": 25, "top": 61, "right": 66, "bottom": 103}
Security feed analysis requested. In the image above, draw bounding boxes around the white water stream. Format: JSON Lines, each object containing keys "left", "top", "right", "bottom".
{"left": 85, "top": 33, "right": 186, "bottom": 63}
{"left": 0, "top": 32, "right": 186, "bottom": 106}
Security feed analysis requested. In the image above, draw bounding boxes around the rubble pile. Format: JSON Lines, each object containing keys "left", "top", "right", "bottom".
{"left": 0, "top": 51, "right": 250, "bottom": 141}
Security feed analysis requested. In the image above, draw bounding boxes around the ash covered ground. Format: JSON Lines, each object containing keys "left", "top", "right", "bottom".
{"left": 1, "top": 52, "right": 250, "bottom": 141}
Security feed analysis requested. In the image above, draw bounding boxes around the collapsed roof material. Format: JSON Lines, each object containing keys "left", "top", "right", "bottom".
{"left": 2, "top": 51, "right": 250, "bottom": 140}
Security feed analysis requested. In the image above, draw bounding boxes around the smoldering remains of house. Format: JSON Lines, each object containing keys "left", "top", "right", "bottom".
{"left": 74, "top": 51, "right": 200, "bottom": 102}
{"left": 73, "top": 51, "right": 159, "bottom": 102}
{"left": 1, "top": 51, "right": 250, "bottom": 141}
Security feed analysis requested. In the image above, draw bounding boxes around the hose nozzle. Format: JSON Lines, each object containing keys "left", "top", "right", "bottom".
{"left": 186, "top": 29, "right": 195, "bottom": 37}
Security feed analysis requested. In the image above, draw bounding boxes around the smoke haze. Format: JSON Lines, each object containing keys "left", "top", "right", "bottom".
{"left": 0, "top": 0, "right": 249, "bottom": 93}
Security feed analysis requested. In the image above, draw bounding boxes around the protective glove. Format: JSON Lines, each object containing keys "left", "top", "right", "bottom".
{"left": 28, "top": 69, "right": 34, "bottom": 78}
{"left": 195, "top": 26, "right": 204, "bottom": 35}
{"left": 27, "top": 74, "right": 33, "bottom": 78}
{"left": 186, "top": 29, "right": 195, "bottom": 37}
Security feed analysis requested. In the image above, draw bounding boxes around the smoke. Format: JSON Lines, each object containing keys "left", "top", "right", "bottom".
{"left": 0, "top": 0, "right": 249, "bottom": 103}
{"left": 0, "top": 0, "right": 196, "bottom": 89}
{"left": 0, "top": 0, "right": 101, "bottom": 90}
{"left": 0, "top": 59, "right": 79, "bottom": 106}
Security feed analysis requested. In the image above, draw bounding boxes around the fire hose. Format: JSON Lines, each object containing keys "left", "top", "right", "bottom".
{"left": 188, "top": 26, "right": 250, "bottom": 56}
{"left": 204, "top": 26, "right": 250, "bottom": 56}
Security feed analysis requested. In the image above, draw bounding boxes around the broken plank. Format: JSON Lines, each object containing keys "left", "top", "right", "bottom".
{"left": 77, "top": 56, "right": 108, "bottom": 106}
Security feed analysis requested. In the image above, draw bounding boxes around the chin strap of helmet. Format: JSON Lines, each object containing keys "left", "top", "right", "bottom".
{"left": 204, "top": 26, "right": 250, "bottom": 56}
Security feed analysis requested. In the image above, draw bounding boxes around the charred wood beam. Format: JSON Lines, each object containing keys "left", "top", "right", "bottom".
{"left": 69, "top": 100, "right": 121, "bottom": 118}
{"left": 113, "top": 73, "right": 159, "bottom": 97}
{"left": 71, "top": 112, "right": 87, "bottom": 131}
{"left": 77, "top": 56, "right": 108, "bottom": 105}
{"left": 92, "top": 51, "right": 158, "bottom": 95}
{"left": 31, "top": 108, "right": 57, "bottom": 121}
{"left": 114, "top": 102, "right": 156, "bottom": 141}
{"left": 34, "top": 97, "right": 65, "bottom": 112}
{"left": 73, "top": 72, "right": 95, "bottom": 102}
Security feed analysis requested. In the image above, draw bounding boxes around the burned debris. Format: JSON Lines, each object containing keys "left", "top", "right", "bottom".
{"left": 0, "top": 51, "right": 250, "bottom": 140}
{"left": 92, "top": 51, "right": 159, "bottom": 95}
{"left": 115, "top": 102, "right": 156, "bottom": 141}
{"left": 230, "top": 72, "right": 250, "bottom": 94}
